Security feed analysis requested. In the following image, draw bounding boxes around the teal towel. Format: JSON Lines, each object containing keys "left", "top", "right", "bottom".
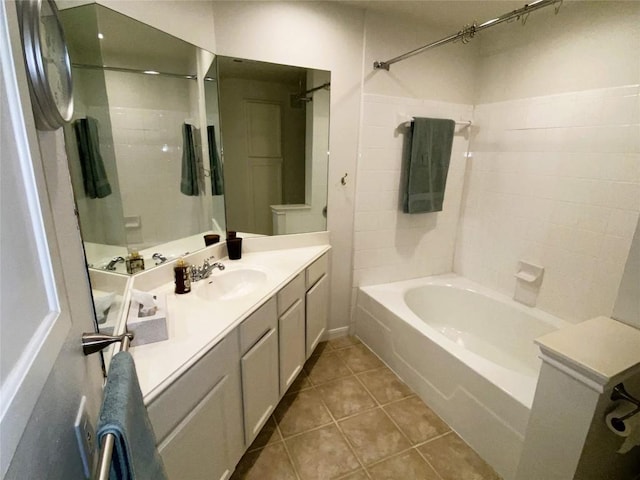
{"left": 73, "top": 117, "right": 112, "bottom": 199}
{"left": 402, "top": 117, "right": 455, "bottom": 214}
{"left": 97, "top": 351, "right": 168, "bottom": 480}
{"left": 207, "top": 125, "right": 224, "bottom": 196}
{"left": 180, "top": 123, "right": 200, "bottom": 196}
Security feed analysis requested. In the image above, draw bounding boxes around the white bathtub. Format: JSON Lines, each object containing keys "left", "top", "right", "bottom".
{"left": 355, "top": 274, "right": 570, "bottom": 480}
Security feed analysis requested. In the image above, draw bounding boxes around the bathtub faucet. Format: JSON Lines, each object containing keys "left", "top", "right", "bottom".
{"left": 191, "top": 256, "right": 225, "bottom": 282}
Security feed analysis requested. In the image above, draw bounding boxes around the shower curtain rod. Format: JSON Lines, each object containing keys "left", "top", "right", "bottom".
{"left": 300, "top": 82, "right": 331, "bottom": 96}
{"left": 373, "top": 0, "right": 562, "bottom": 71}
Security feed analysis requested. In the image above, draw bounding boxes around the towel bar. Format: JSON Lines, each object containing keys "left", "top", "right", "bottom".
{"left": 90, "top": 332, "right": 133, "bottom": 480}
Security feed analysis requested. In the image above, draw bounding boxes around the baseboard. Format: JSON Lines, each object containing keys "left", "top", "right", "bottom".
{"left": 322, "top": 326, "right": 350, "bottom": 341}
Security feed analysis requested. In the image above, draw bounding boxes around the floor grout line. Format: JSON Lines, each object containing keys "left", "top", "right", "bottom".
{"left": 310, "top": 381, "right": 373, "bottom": 480}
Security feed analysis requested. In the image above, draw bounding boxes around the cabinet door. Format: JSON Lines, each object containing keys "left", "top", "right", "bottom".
{"left": 306, "top": 274, "right": 328, "bottom": 358}
{"left": 279, "top": 299, "right": 305, "bottom": 394}
{"left": 241, "top": 328, "right": 279, "bottom": 444}
{"left": 159, "top": 372, "right": 240, "bottom": 480}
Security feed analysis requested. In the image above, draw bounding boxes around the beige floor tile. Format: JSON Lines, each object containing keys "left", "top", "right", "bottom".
{"left": 231, "top": 442, "right": 297, "bottom": 480}
{"left": 275, "top": 389, "right": 333, "bottom": 437}
{"left": 418, "top": 432, "right": 501, "bottom": 480}
{"left": 328, "top": 336, "right": 361, "bottom": 350}
{"left": 384, "top": 396, "right": 450, "bottom": 444}
{"left": 316, "top": 376, "right": 377, "bottom": 419}
{"left": 367, "top": 449, "right": 440, "bottom": 480}
{"left": 286, "top": 425, "right": 361, "bottom": 480}
{"left": 357, "top": 368, "right": 413, "bottom": 405}
{"left": 336, "top": 345, "right": 384, "bottom": 373}
{"left": 338, "top": 409, "right": 410, "bottom": 465}
{"left": 287, "top": 370, "right": 313, "bottom": 393}
{"left": 335, "top": 469, "right": 369, "bottom": 480}
{"left": 304, "top": 352, "right": 353, "bottom": 385}
{"left": 247, "top": 416, "right": 281, "bottom": 451}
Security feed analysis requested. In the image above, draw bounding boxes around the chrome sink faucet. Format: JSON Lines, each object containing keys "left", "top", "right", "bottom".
{"left": 191, "top": 256, "right": 225, "bottom": 282}
{"left": 152, "top": 252, "right": 168, "bottom": 265}
{"left": 104, "top": 256, "right": 125, "bottom": 271}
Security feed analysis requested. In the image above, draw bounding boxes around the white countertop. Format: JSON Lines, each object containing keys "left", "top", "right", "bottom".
{"left": 129, "top": 244, "right": 330, "bottom": 403}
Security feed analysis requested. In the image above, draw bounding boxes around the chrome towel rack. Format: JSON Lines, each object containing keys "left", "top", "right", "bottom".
{"left": 81, "top": 331, "right": 134, "bottom": 480}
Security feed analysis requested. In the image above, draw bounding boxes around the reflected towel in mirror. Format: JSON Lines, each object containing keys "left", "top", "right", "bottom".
{"left": 73, "top": 117, "right": 112, "bottom": 199}
{"left": 207, "top": 125, "right": 224, "bottom": 196}
{"left": 180, "top": 123, "right": 200, "bottom": 196}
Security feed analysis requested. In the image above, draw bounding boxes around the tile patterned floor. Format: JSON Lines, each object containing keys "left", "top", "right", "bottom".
{"left": 231, "top": 337, "right": 502, "bottom": 480}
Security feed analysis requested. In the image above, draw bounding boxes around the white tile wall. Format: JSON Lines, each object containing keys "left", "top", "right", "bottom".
{"left": 104, "top": 71, "right": 209, "bottom": 247}
{"left": 455, "top": 85, "right": 640, "bottom": 322}
{"left": 353, "top": 94, "right": 473, "bottom": 287}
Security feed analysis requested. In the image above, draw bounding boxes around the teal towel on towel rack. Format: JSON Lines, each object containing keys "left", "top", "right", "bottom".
{"left": 207, "top": 125, "right": 224, "bottom": 196}
{"left": 403, "top": 117, "right": 455, "bottom": 214}
{"left": 73, "top": 117, "right": 112, "bottom": 199}
{"left": 180, "top": 123, "right": 200, "bottom": 196}
{"left": 97, "top": 351, "right": 168, "bottom": 480}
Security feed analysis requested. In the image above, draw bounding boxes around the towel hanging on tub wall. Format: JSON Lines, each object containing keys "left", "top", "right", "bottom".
{"left": 402, "top": 117, "right": 455, "bottom": 214}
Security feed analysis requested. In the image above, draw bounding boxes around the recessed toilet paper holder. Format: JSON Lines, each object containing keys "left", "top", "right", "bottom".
{"left": 609, "top": 383, "right": 640, "bottom": 431}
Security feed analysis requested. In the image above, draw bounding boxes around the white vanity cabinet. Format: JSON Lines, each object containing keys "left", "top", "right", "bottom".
{"left": 148, "top": 333, "right": 244, "bottom": 480}
{"left": 305, "top": 254, "right": 329, "bottom": 358}
{"left": 277, "top": 273, "right": 306, "bottom": 394}
{"left": 239, "top": 297, "right": 279, "bottom": 445}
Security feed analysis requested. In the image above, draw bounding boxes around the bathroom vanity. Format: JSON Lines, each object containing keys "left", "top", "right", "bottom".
{"left": 118, "top": 233, "right": 330, "bottom": 479}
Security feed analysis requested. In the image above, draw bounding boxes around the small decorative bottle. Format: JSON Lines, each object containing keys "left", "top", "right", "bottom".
{"left": 174, "top": 258, "right": 191, "bottom": 294}
{"left": 125, "top": 251, "right": 145, "bottom": 274}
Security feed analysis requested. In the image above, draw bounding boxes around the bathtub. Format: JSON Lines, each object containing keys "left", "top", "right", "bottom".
{"left": 355, "top": 274, "right": 570, "bottom": 480}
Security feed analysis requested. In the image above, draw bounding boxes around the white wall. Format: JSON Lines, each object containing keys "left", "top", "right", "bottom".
{"left": 456, "top": 2, "right": 640, "bottom": 323}
{"left": 212, "top": 1, "right": 365, "bottom": 331}
{"left": 362, "top": 9, "right": 479, "bottom": 104}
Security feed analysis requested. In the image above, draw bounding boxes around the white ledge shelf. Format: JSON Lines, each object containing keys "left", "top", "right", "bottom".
{"left": 536, "top": 316, "right": 640, "bottom": 392}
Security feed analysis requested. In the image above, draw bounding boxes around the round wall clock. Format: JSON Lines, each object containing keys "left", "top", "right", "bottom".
{"left": 19, "top": 0, "right": 73, "bottom": 131}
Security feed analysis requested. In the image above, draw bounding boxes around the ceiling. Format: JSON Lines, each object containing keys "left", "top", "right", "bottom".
{"left": 341, "top": 1, "right": 525, "bottom": 29}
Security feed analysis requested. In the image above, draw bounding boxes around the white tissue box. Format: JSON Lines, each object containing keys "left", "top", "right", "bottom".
{"left": 126, "top": 294, "right": 168, "bottom": 347}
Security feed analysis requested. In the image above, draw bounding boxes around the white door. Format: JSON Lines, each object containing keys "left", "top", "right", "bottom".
{"left": 1, "top": 4, "right": 104, "bottom": 478}
{"left": 219, "top": 79, "right": 284, "bottom": 235}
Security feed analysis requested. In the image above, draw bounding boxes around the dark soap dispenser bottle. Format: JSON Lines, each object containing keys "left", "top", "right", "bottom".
{"left": 174, "top": 258, "right": 191, "bottom": 294}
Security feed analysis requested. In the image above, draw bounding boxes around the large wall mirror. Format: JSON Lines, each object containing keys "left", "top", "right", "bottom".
{"left": 216, "top": 56, "right": 330, "bottom": 236}
{"left": 57, "top": 3, "right": 331, "bottom": 336}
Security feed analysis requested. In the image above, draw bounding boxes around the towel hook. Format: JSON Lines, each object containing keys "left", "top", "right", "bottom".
{"left": 341, "top": 173, "right": 348, "bottom": 186}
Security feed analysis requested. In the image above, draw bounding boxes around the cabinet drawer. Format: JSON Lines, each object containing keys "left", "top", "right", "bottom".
{"left": 148, "top": 331, "right": 238, "bottom": 443}
{"left": 277, "top": 273, "right": 304, "bottom": 316}
{"left": 240, "top": 297, "right": 277, "bottom": 355}
{"left": 306, "top": 253, "right": 328, "bottom": 289}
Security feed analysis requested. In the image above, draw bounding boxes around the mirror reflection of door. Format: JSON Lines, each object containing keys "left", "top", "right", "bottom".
{"left": 218, "top": 58, "right": 307, "bottom": 235}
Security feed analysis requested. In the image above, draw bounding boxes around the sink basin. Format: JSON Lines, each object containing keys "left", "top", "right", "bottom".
{"left": 195, "top": 268, "right": 268, "bottom": 301}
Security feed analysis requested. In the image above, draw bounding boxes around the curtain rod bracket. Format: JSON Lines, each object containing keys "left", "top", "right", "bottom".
{"left": 373, "top": 61, "right": 390, "bottom": 71}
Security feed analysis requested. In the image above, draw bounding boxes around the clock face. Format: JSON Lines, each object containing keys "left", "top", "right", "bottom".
{"left": 20, "top": 0, "right": 73, "bottom": 130}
